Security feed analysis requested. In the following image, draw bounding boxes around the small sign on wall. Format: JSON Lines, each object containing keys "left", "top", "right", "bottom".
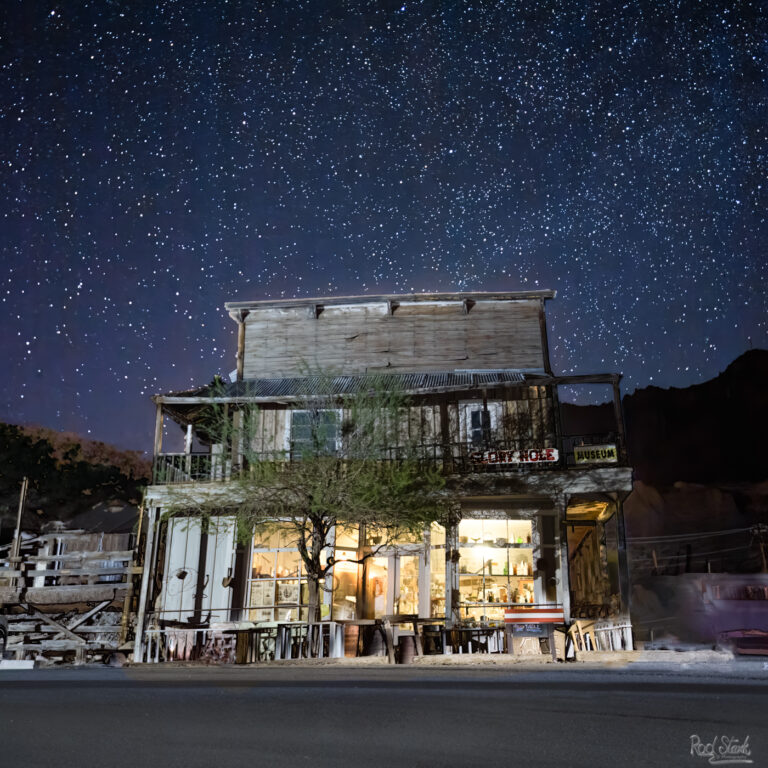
{"left": 573, "top": 444, "right": 618, "bottom": 464}
{"left": 471, "top": 447, "right": 559, "bottom": 465}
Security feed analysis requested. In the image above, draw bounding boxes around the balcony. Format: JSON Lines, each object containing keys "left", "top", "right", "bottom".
{"left": 152, "top": 432, "right": 626, "bottom": 485}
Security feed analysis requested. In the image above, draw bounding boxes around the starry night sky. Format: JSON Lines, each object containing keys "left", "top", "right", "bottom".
{"left": 2, "top": 0, "right": 766, "bottom": 453}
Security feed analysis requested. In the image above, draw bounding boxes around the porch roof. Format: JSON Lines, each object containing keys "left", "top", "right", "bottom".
{"left": 153, "top": 369, "right": 621, "bottom": 421}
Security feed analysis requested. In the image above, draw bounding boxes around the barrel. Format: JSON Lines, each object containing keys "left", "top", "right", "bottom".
{"left": 344, "top": 624, "right": 360, "bottom": 657}
{"left": 363, "top": 626, "right": 386, "bottom": 656}
{"left": 398, "top": 635, "right": 416, "bottom": 664}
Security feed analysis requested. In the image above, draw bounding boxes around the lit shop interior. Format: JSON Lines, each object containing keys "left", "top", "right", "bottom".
{"left": 245, "top": 513, "right": 560, "bottom": 625}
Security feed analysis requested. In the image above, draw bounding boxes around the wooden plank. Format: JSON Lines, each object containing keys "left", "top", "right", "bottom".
{"left": 7, "top": 640, "right": 119, "bottom": 651}
{"left": 23, "top": 584, "right": 130, "bottom": 604}
{"left": 15, "top": 568, "right": 132, "bottom": 578}
{"left": 7, "top": 624, "right": 120, "bottom": 635}
{"left": 22, "top": 607, "right": 86, "bottom": 644}
{"left": 65, "top": 599, "right": 113, "bottom": 631}
{"left": 24, "top": 551, "right": 134, "bottom": 563}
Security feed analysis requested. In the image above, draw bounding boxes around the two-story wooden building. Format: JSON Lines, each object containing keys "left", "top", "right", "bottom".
{"left": 133, "top": 291, "right": 633, "bottom": 660}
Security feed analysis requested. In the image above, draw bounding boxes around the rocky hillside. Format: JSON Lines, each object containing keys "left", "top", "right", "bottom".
{"left": 623, "top": 349, "right": 768, "bottom": 485}
{"left": 561, "top": 349, "right": 768, "bottom": 486}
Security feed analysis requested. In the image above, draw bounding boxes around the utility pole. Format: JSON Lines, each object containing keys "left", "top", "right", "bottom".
{"left": 10, "top": 476, "right": 28, "bottom": 561}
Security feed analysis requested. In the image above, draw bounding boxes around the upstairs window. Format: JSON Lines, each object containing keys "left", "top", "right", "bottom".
{"left": 461, "top": 402, "right": 502, "bottom": 447}
{"left": 289, "top": 409, "right": 341, "bottom": 458}
{"left": 469, "top": 409, "right": 492, "bottom": 446}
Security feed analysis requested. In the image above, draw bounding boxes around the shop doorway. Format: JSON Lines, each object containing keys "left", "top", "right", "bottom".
{"left": 363, "top": 550, "right": 422, "bottom": 618}
{"left": 566, "top": 500, "right": 620, "bottom": 618}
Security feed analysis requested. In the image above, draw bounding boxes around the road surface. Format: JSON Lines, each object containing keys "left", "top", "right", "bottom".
{"left": 1, "top": 662, "right": 766, "bottom": 767}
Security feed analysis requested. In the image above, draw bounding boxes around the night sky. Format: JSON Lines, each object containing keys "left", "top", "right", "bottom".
{"left": 2, "top": 1, "right": 766, "bottom": 453}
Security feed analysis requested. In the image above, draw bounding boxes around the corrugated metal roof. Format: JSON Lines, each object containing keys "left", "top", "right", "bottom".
{"left": 229, "top": 371, "right": 527, "bottom": 398}
{"left": 162, "top": 370, "right": 532, "bottom": 402}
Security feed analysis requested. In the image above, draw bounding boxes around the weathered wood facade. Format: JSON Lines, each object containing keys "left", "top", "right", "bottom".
{"left": 227, "top": 293, "right": 553, "bottom": 379}
{"left": 136, "top": 292, "right": 634, "bottom": 662}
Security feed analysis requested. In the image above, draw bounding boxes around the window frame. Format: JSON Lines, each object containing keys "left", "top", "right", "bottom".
{"left": 285, "top": 408, "right": 343, "bottom": 459}
{"left": 459, "top": 401, "right": 502, "bottom": 447}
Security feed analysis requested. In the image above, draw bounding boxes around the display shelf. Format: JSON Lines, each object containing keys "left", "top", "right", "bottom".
{"left": 461, "top": 601, "right": 536, "bottom": 607}
{"left": 459, "top": 572, "right": 534, "bottom": 578}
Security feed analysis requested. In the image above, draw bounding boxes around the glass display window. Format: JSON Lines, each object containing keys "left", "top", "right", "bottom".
{"left": 276, "top": 550, "right": 300, "bottom": 578}
{"left": 253, "top": 526, "right": 296, "bottom": 550}
{"left": 331, "top": 558, "right": 359, "bottom": 620}
{"left": 430, "top": 522, "right": 446, "bottom": 618}
{"left": 335, "top": 524, "right": 359, "bottom": 549}
{"left": 276, "top": 580, "right": 300, "bottom": 604}
{"left": 365, "top": 525, "right": 421, "bottom": 547}
{"left": 249, "top": 607, "right": 274, "bottom": 622}
{"left": 249, "top": 529, "right": 310, "bottom": 623}
{"left": 430, "top": 521, "right": 446, "bottom": 548}
{"left": 457, "top": 518, "right": 532, "bottom": 546}
{"left": 366, "top": 556, "right": 389, "bottom": 618}
{"left": 395, "top": 555, "right": 419, "bottom": 615}
{"left": 276, "top": 606, "right": 308, "bottom": 622}
{"left": 252, "top": 551, "right": 275, "bottom": 579}
{"left": 457, "top": 517, "right": 537, "bottom": 622}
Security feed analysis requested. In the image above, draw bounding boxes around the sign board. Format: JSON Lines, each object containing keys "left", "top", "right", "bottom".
{"left": 504, "top": 607, "right": 565, "bottom": 624}
{"left": 471, "top": 447, "right": 559, "bottom": 466}
{"left": 510, "top": 623, "right": 549, "bottom": 637}
{"left": 573, "top": 444, "right": 618, "bottom": 464}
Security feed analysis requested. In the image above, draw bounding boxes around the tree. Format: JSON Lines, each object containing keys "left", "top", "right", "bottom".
{"left": 163, "top": 373, "right": 448, "bottom": 622}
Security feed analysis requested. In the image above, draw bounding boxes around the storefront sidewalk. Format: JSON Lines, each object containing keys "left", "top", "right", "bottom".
{"left": 122, "top": 647, "right": 738, "bottom": 669}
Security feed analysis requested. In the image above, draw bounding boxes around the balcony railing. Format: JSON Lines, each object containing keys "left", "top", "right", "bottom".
{"left": 152, "top": 433, "right": 626, "bottom": 486}
{"left": 153, "top": 452, "right": 235, "bottom": 484}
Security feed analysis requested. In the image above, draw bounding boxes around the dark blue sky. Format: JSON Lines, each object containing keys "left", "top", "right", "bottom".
{"left": 2, "top": 0, "right": 765, "bottom": 452}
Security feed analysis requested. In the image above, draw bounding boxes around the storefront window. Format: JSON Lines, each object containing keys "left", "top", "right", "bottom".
{"left": 457, "top": 518, "right": 535, "bottom": 624}
{"left": 249, "top": 527, "right": 308, "bottom": 622}
{"left": 366, "top": 556, "right": 389, "bottom": 618}
{"left": 331, "top": 524, "right": 359, "bottom": 620}
{"left": 335, "top": 524, "right": 359, "bottom": 549}
{"left": 430, "top": 522, "right": 445, "bottom": 618}
{"left": 395, "top": 555, "right": 419, "bottom": 615}
{"left": 331, "top": 558, "right": 359, "bottom": 620}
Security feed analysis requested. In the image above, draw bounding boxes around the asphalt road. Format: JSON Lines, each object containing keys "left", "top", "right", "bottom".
{"left": 1, "top": 663, "right": 767, "bottom": 768}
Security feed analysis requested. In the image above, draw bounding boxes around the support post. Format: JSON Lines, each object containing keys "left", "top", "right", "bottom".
{"left": 133, "top": 505, "right": 158, "bottom": 663}
{"left": 554, "top": 495, "right": 571, "bottom": 624}
{"left": 153, "top": 402, "right": 164, "bottom": 469}
{"left": 612, "top": 376, "right": 627, "bottom": 463}
{"left": 615, "top": 495, "right": 631, "bottom": 617}
{"left": 234, "top": 309, "right": 249, "bottom": 381}
{"left": 550, "top": 384, "right": 565, "bottom": 466}
{"left": 184, "top": 424, "right": 193, "bottom": 478}
{"left": 445, "top": 507, "right": 461, "bottom": 628}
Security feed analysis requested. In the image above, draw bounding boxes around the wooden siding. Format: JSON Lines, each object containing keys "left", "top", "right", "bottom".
{"left": 249, "top": 407, "right": 288, "bottom": 455}
{"left": 241, "top": 300, "right": 545, "bottom": 378}
{"left": 241, "top": 392, "right": 557, "bottom": 461}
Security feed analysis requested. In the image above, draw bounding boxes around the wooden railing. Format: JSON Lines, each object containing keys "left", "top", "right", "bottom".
{"left": 141, "top": 621, "right": 345, "bottom": 664}
{"left": 0, "top": 547, "right": 135, "bottom": 602}
{"left": 151, "top": 433, "right": 627, "bottom": 485}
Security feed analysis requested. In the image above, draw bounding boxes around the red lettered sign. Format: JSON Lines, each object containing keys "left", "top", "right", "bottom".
{"left": 471, "top": 448, "right": 559, "bottom": 465}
